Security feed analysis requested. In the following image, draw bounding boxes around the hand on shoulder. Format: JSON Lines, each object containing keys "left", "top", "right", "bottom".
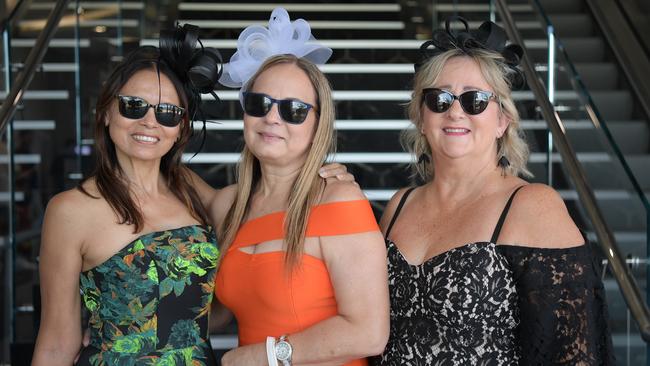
{"left": 505, "top": 183, "right": 584, "bottom": 249}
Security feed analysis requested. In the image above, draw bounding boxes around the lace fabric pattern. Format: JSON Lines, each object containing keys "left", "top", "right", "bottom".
{"left": 375, "top": 241, "right": 520, "bottom": 366}
{"left": 374, "top": 241, "right": 615, "bottom": 366}
{"left": 498, "top": 243, "right": 615, "bottom": 365}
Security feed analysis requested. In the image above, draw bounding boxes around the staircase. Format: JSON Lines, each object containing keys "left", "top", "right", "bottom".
{"left": 1, "top": 0, "right": 648, "bottom": 364}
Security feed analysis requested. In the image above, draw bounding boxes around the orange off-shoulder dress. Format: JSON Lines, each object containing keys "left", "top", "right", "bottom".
{"left": 215, "top": 199, "right": 380, "bottom": 366}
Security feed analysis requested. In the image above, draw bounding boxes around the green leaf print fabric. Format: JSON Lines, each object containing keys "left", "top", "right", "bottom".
{"left": 76, "top": 225, "right": 219, "bottom": 366}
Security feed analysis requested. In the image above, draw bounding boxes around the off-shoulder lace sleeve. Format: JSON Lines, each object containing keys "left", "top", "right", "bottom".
{"left": 499, "top": 243, "right": 615, "bottom": 365}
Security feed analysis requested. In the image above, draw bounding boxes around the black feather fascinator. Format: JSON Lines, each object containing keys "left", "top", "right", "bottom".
{"left": 415, "top": 17, "right": 526, "bottom": 90}
{"left": 158, "top": 23, "right": 223, "bottom": 153}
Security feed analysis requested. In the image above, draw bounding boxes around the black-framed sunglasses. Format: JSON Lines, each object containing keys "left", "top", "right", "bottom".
{"left": 242, "top": 92, "right": 316, "bottom": 125}
{"left": 116, "top": 95, "right": 185, "bottom": 127}
{"left": 422, "top": 88, "right": 497, "bottom": 115}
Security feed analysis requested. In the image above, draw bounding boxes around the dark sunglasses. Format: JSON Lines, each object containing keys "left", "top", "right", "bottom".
{"left": 422, "top": 88, "right": 497, "bottom": 115}
{"left": 116, "top": 95, "right": 185, "bottom": 127}
{"left": 242, "top": 92, "right": 316, "bottom": 125}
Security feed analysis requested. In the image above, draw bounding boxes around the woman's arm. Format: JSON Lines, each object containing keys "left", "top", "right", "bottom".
{"left": 209, "top": 298, "right": 234, "bottom": 333}
{"left": 221, "top": 181, "right": 390, "bottom": 365}
{"left": 499, "top": 184, "right": 614, "bottom": 364}
{"left": 187, "top": 168, "right": 219, "bottom": 209}
{"left": 32, "top": 192, "right": 86, "bottom": 366}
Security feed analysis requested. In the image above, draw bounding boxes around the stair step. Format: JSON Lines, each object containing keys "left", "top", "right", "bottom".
{"left": 5, "top": 63, "right": 78, "bottom": 73}
{"left": 561, "top": 63, "right": 619, "bottom": 90}
{"left": 180, "top": 152, "right": 613, "bottom": 164}
{"left": 0, "top": 155, "right": 41, "bottom": 164}
{"left": 548, "top": 14, "right": 595, "bottom": 37}
{"left": 0, "top": 192, "right": 25, "bottom": 202}
{"left": 194, "top": 119, "right": 610, "bottom": 131}
{"left": 13, "top": 120, "right": 56, "bottom": 130}
{"left": 535, "top": 0, "right": 586, "bottom": 13}
{"left": 29, "top": 1, "right": 144, "bottom": 10}
{"left": 359, "top": 188, "right": 647, "bottom": 202}
{"left": 434, "top": 3, "right": 533, "bottom": 13}
{"left": 141, "top": 38, "right": 551, "bottom": 50}
{"left": 566, "top": 120, "right": 649, "bottom": 154}
{"left": 590, "top": 90, "right": 634, "bottom": 121}
{"left": 562, "top": 37, "right": 606, "bottom": 62}
{"left": 206, "top": 89, "right": 584, "bottom": 101}
{"left": 558, "top": 155, "right": 650, "bottom": 191}
{"left": 178, "top": 3, "right": 401, "bottom": 12}
{"left": 527, "top": 37, "right": 605, "bottom": 62}
{"left": 558, "top": 62, "right": 619, "bottom": 91}
{"left": 180, "top": 19, "right": 405, "bottom": 30}
{"left": 0, "top": 90, "right": 69, "bottom": 100}
{"left": 19, "top": 19, "right": 139, "bottom": 29}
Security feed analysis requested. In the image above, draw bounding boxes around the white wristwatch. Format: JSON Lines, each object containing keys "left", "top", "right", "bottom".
{"left": 274, "top": 335, "right": 293, "bottom": 366}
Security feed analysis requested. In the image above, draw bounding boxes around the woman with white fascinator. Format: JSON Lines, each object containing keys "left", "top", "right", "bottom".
{"left": 210, "top": 7, "right": 390, "bottom": 366}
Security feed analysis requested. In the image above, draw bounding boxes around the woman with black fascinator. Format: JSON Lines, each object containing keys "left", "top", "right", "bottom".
{"left": 373, "top": 18, "right": 614, "bottom": 365}
{"left": 31, "top": 25, "right": 224, "bottom": 366}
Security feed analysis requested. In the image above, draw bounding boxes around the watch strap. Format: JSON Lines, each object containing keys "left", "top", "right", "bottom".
{"left": 266, "top": 336, "right": 279, "bottom": 366}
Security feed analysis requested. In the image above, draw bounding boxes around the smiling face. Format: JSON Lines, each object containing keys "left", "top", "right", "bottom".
{"left": 243, "top": 62, "right": 318, "bottom": 167}
{"left": 421, "top": 56, "right": 509, "bottom": 164}
{"left": 106, "top": 68, "right": 182, "bottom": 164}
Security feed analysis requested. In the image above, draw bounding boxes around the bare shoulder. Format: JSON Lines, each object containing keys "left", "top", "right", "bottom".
{"left": 209, "top": 184, "right": 238, "bottom": 225}
{"left": 320, "top": 179, "right": 367, "bottom": 203}
{"left": 46, "top": 183, "right": 99, "bottom": 223}
{"left": 379, "top": 187, "right": 416, "bottom": 234}
{"left": 513, "top": 183, "right": 568, "bottom": 215}
{"left": 504, "top": 183, "right": 584, "bottom": 248}
{"left": 41, "top": 186, "right": 97, "bottom": 254}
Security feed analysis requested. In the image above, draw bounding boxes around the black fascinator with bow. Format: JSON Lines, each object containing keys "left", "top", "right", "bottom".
{"left": 415, "top": 17, "right": 526, "bottom": 90}
{"left": 158, "top": 23, "right": 223, "bottom": 153}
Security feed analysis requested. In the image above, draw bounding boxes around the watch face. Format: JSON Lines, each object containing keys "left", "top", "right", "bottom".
{"left": 275, "top": 341, "right": 292, "bottom": 360}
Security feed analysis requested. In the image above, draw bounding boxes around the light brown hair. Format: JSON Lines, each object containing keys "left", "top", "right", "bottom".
{"left": 403, "top": 48, "right": 531, "bottom": 181}
{"left": 218, "top": 54, "right": 336, "bottom": 270}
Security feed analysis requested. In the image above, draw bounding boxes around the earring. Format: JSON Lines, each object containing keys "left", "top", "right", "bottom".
{"left": 498, "top": 155, "right": 510, "bottom": 176}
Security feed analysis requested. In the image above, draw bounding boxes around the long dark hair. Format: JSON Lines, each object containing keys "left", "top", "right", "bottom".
{"left": 79, "top": 46, "right": 209, "bottom": 232}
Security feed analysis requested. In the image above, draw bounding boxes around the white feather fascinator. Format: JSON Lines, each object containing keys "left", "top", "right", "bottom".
{"left": 218, "top": 7, "right": 333, "bottom": 94}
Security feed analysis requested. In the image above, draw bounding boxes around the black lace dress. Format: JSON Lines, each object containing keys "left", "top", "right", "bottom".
{"left": 373, "top": 187, "right": 614, "bottom": 366}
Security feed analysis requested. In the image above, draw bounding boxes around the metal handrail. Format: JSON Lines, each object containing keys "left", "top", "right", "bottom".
{"left": 496, "top": 0, "right": 650, "bottom": 342}
{"left": 0, "top": 0, "right": 72, "bottom": 140}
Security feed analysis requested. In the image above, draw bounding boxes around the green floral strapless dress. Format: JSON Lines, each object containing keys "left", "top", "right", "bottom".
{"left": 76, "top": 225, "right": 219, "bottom": 366}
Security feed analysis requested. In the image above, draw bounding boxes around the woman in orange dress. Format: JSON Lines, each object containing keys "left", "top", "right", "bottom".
{"left": 210, "top": 8, "right": 390, "bottom": 366}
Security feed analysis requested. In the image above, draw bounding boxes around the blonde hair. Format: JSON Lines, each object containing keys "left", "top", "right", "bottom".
{"left": 218, "top": 54, "right": 336, "bottom": 270}
{"left": 403, "top": 48, "right": 531, "bottom": 181}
